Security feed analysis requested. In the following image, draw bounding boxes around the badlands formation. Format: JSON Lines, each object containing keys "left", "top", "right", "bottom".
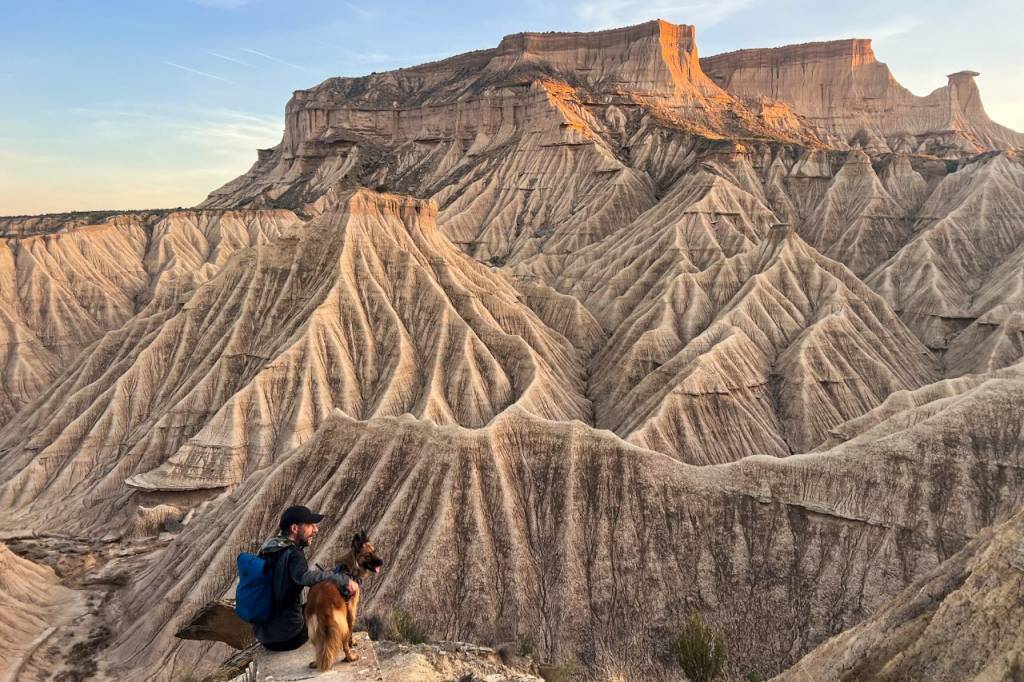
{"left": 1, "top": 18, "right": 1023, "bottom": 682}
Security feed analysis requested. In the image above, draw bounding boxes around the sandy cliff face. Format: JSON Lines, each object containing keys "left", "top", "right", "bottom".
{"left": 701, "top": 39, "right": 1024, "bottom": 153}
{"left": 487, "top": 21, "right": 719, "bottom": 100}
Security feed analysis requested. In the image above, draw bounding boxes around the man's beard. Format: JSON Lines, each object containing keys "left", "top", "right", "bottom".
{"left": 297, "top": 534, "right": 311, "bottom": 547}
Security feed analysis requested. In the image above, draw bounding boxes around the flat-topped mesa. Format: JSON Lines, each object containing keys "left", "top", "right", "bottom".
{"left": 702, "top": 39, "right": 1024, "bottom": 153}
{"left": 702, "top": 38, "right": 879, "bottom": 72}
{"left": 280, "top": 19, "right": 729, "bottom": 151}
{"left": 202, "top": 19, "right": 818, "bottom": 212}
{"left": 488, "top": 20, "right": 724, "bottom": 100}
{"left": 292, "top": 20, "right": 719, "bottom": 107}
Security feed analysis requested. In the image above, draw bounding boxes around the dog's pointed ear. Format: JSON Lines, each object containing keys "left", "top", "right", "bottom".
{"left": 351, "top": 532, "right": 364, "bottom": 551}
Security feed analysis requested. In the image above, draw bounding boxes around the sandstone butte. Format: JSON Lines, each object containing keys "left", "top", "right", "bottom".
{"left": 0, "top": 18, "right": 1022, "bottom": 682}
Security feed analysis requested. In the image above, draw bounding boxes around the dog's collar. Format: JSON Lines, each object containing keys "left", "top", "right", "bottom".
{"left": 333, "top": 564, "right": 363, "bottom": 585}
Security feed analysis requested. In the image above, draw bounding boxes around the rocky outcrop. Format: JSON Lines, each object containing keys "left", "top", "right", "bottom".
{"left": 776, "top": 504, "right": 1024, "bottom": 681}
{"left": 193, "top": 23, "right": 1024, "bottom": 327}
{"left": 176, "top": 599, "right": 253, "bottom": 651}
{"left": 207, "top": 632, "right": 542, "bottom": 682}
{"left": 125, "top": 504, "right": 186, "bottom": 539}
{"left": 701, "top": 39, "right": 1024, "bottom": 153}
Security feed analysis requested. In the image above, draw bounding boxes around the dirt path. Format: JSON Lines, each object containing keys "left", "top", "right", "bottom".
{"left": 2, "top": 533, "right": 169, "bottom": 681}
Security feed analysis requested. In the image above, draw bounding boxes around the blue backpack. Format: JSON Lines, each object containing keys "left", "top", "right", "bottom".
{"left": 235, "top": 552, "right": 274, "bottom": 624}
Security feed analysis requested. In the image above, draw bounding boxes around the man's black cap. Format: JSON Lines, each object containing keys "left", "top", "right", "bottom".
{"left": 279, "top": 505, "right": 325, "bottom": 531}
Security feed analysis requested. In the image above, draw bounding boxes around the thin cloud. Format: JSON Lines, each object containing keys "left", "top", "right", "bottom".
{"left": 82, "top": 102, "right": 275, "bottom": 121}
{"left": 204, "top": 50, "right": 258, "bottom": 68}
{"left": 162, "top": 61, "right": 234, "bottom": 84}
{"left": 806, "top": 16, "right": 922, "bottom": 44}
{"left": 239, "top": 47, "right": 308, "bottom": 71}
{"left": 69, "top": 104, "right": 281, "bottom": 152}
{"left": 354, "top": 51, "right": 449, "bottom": 64}
{"left": 575, "top": 0, "right": 758, "bottom": 30}
{"left": 342, "top": 1, "right": 376, "bottom": 21}
{"left": 355, "top": 53, "right": 396, "bottom": 63}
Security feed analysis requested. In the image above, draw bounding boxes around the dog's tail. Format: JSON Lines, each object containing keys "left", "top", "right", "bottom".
{"left": 307, "top": 584, "right": 347, "bottom": 672}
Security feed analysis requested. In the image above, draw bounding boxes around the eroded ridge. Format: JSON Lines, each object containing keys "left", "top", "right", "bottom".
{"left": 0, "top": 209, "right": 302, "bottom": 425}
{"left": 0, "top": 191, "right": 588, "bottom": 533}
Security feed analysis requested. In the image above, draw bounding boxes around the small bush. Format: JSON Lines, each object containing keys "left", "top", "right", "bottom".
{"left": 358, "top": 612, "right": 388, "bottom": 641}
{"left": 517, "top": 632, "right": 537, "bottom": 658}
{"left": 538, "top": 661, "right": 577, "bottom": 682}
{"left": 374, "top": 183, "right": 390, "bottom": 193}
{"left": 356, "top": 609, "right": 427, "bottom": 644}
{"left": 746, "top": 673, "right": 765, "bottom": 682}
{"left": 390, "top": 608, "right": 428, "bottom": 644}
{"left": 671, "top": 611, "right": 726, "bottom": 682}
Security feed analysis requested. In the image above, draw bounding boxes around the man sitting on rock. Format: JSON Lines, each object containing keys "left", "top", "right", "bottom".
{"left": 254, "top": 505, "right": 358, "bottom": 652}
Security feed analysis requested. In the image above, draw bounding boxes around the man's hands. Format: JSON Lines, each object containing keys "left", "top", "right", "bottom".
{"left": 340, "top": 578, "right": 358, "bottom": 600}
{"left": 329, "top": 574, "right": 359, "bottom": 600}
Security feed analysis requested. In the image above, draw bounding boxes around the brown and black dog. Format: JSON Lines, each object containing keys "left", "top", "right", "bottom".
{"left": 305, "top": 531, "right": 384, "bottom": 671}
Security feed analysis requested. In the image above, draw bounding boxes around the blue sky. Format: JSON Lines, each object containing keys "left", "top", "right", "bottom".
{"left": 2, "top": 0, "right": 1021, "bottom": 215}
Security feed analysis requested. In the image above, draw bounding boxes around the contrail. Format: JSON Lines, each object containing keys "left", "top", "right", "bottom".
{"left": 162, "top": 61, "right": 234, "bottom": 84}
{"left": 239, "top": 47, "right": 307, "bottom": 70}
{"left": 204, "top": 50, "right": 257, "bottom": 68}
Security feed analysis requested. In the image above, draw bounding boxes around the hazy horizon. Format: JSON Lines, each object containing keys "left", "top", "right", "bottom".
{"left": 2, "top": 0, "right": 1022, "bottom": 215}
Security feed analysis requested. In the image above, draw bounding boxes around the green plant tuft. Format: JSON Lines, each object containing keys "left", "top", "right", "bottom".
{"left": 357, "top": 612, "right": 388, "bottom": 641}
{"left": 671, "top": 611, "right": 726, "bottom": 682}
{"left": 517, "top": 632, "right": 537, "bottom": 658}
{"left": 389, "top": 608, "right": 428, "bottom": 644}
{"left": 538, "top": 661, "right": 577, "bottom": 682}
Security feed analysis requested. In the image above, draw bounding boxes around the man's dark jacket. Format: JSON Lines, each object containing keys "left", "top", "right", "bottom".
{"left": 252, "top": 534, "right": 348, "bottom": 645}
